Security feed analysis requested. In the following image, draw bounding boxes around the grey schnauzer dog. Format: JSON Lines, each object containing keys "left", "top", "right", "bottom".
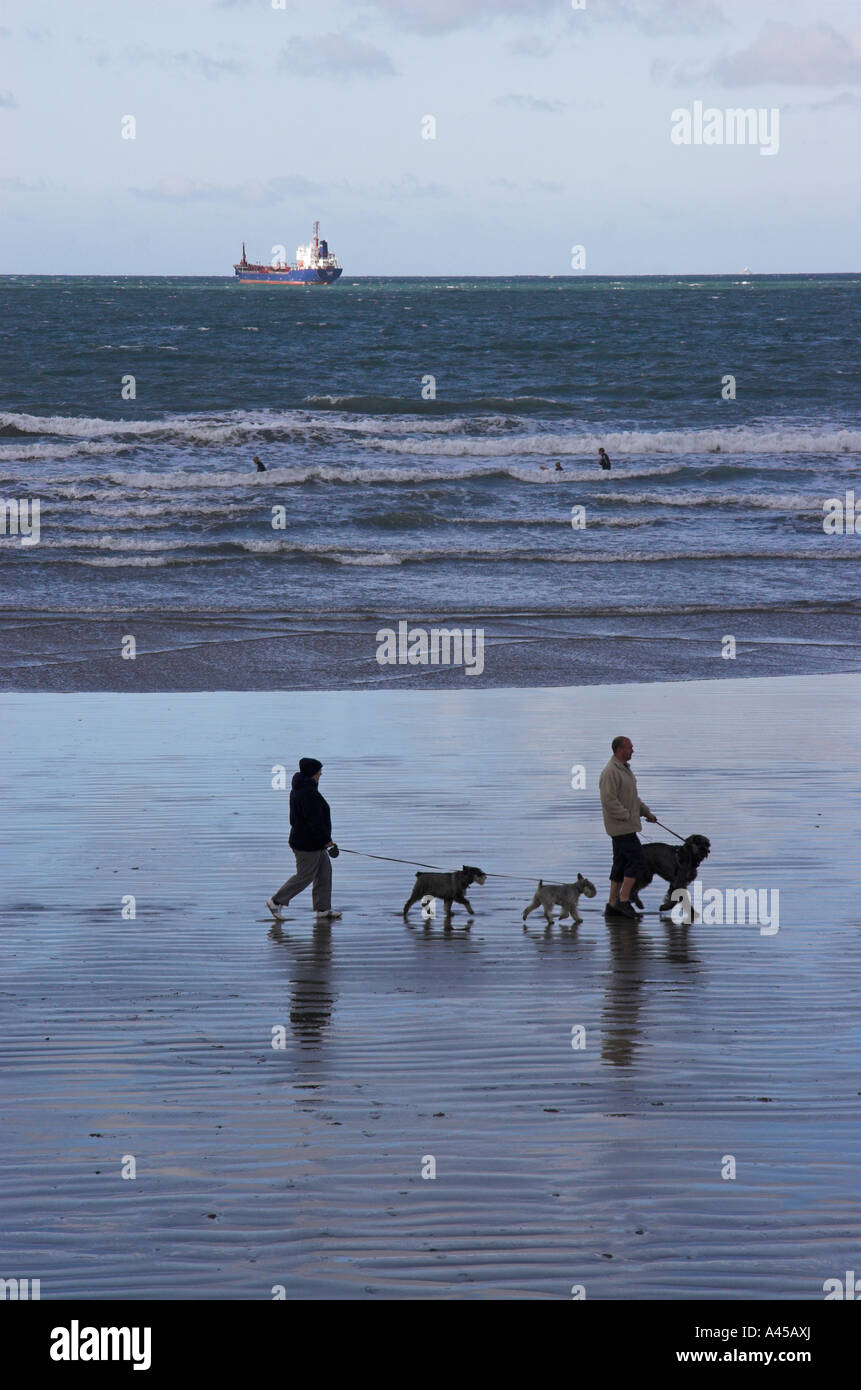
{"left": 403, "top": 865, "right": 487, "bottom": 920}
{"left": 522, "top": 874, "right": 597, "bottom": 926}
{"left": 632, "top": 834, "right": 711, "bottom": 912}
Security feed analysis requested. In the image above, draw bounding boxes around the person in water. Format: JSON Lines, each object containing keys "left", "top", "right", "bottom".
{"left": 253, "top": 455, "right": 266, "bottom": 472}
{"left": 598, "top": 448, "right": 611, "bottom": 471}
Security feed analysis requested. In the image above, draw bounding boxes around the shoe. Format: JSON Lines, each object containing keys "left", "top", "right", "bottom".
{"left": 316, "top": 909, "right": 342, "bottom": 920}
{"left": 616, "top": 900, "right": 642, "bottom": 920}
{"left": 604, "top": 902, "right": 625, "bottom": 916}
{"left": 266, "top": 897, "right": 284, "bottom": 918}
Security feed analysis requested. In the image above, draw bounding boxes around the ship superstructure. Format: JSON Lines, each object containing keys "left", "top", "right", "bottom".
{"left": 233, "top": 222, "right": 343, "bottom": 285}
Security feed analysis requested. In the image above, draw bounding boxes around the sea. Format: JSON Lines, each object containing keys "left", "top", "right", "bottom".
{"left": 1, "top": 273, "right": 859, "bottom": 684}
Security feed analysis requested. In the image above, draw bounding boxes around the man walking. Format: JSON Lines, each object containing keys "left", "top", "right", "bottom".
{"left": 267, "top": 757, "right": 341, "bottom": 921}
{"left": 598, "top": 736, "right": 657, "bottom": 920}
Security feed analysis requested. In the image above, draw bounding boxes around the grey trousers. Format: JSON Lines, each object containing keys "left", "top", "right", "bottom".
{"left": 273, "top": 848, "right": 332, "bottom": 911}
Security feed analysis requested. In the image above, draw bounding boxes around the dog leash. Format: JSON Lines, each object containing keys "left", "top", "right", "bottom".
{"left": 650, "top": 819, "right": 686, "bottom": 842}
{"left": 342, "top": 830, "right": 696, "bottom": 879}
{"left": 339, "top": 848, "right": 448, "bottom": 871}
{"left": 339, "top": 848, "right": 538, "bottom": 881}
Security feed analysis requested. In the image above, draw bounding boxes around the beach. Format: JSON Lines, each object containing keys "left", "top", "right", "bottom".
{"left": 6, "top": 605, "right": 861, "bottom": 692}
{"left": 2, "top": 673, "right": 858, "bottom": 1299}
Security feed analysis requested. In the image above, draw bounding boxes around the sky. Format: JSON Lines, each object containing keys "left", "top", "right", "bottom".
{"left": 1, "top": 0, "right": 859, "bottom": 274}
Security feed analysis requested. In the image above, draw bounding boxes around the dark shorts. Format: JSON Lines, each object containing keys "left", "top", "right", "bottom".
{"left": 610, "top": 832, "right": 646, "bottom": 882}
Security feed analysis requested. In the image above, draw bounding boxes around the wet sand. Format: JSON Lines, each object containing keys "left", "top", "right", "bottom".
{"left": 4, "top": 606, "right": 861, "bottom": 691}
{"left": 1, "top": 673, "right": 859, "bottom": 1299}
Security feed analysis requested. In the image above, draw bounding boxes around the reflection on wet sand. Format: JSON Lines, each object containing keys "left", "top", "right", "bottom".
{"left": 269, "top": 920, "right": 336, "bottom": 1041}
{"left": 601, "top": 921, "right": 700, "bottom": 1067}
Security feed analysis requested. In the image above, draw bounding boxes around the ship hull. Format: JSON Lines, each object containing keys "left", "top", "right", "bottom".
{"left": 234, "top": 267, "right": 342, "bottom": 285}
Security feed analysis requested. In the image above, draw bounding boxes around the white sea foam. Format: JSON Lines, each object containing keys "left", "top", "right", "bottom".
{"left": 32, "top": 464, "right": 830, "bottom": 505}
{"left": 38, "top": 461, "right": 689, "bottom": 493}
{"left": 378, "top": 426, "right": 861, "bottom": 458}
{"left": 77, "top": 556, "right": 176, "bottom": 568}
{"left": 329, "top": 552, "right": 402, "bottom": 566}
{"left": 0, "top": 441, "right": 126, "bottom": 462}
{"left": 43, "top": 536, "right": 190, "bottom": 551}
{"left": 619, "top": 489, "right": 816, "bottom": 511}
{"left": 3, "top": 410, "right": 858, "bottom": 458}
{"left": 38, "top": 544, "right": 843, "bottom": 568}
{"left": 80, "top": 501, "right": 256, "bottom": 518}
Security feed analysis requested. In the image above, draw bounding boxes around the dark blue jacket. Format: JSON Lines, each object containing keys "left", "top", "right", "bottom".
{"left": 288, "top": 772, "right": 332, "bottom": 851}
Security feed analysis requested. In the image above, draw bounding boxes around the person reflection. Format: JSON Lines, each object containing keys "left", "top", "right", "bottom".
{"left": 269, "top": 918, "right": 335, "bottom": 1042}
{"left": 601, "top": 922, "right": 647, "bottom": 1067}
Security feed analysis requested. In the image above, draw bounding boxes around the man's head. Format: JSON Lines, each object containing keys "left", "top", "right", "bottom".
{"left": 299, "top": 757, "right": 323, "bottom": 782}
{"left": 611, "top": 736, "right": 634, "bottom": 763}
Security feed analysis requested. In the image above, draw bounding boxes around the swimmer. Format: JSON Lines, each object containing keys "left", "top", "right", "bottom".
{"left": 253, "top": 455, "right": 266, "bottom": 472}
{"left": 598, "top": 447, "right": 611, "bottom": 471}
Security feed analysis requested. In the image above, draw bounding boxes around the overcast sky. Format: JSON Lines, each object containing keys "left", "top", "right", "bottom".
{"left": 1, "top": 0, "right": 859, "bottom": 274}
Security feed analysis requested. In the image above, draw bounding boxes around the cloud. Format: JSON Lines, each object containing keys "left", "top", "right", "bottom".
{"left": 0, "top": 177, "right": 46, "bottom": 192}
{"left": 279, "top": 34, "right": 396, "bottom": 77}
{"left": 809, "top": 89, "right": 861, "bottom": 109}
{"left": 488, "top": 176, "right": 563, "bottom": 193}
{"left": 266, "top": 175, "right": 325, "bottom": 198}
{"left": 132, "top": 173, "right": 442, "bottom": 204}
{"left": 351, "top": 173, "right": 447, "bottom": 199}
{"left": 0, "top": 90, "right": 16, "bottom": 107}
{"left": 613, "top": 0, "right": 726, "bottom": 37}
{"left": 131, "top": 175, "right": 322, "bottom": 203}
{"left": 108, "top": 46, "right": 244, "bottom": 79}
{"left": 785, "top": 90, "right": 861, "bottom": 112}
{"left": 508, "top": 34, "right": 555, "bottom": 59}
{"left": 362, "top": 0, "right": 725, "bottom": 37}
{"left": 361, "top": 0, "right": 550, "bottom": 35}
{"left": 496, "top": 92, "right": 565, "bottom": 112}
{"left": 708, "top": 22, "right": 861, "bottom": 87}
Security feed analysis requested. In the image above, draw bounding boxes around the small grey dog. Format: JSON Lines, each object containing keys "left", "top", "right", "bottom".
{"left": 403, "top": 865, "right": 487, "bottom": 920}
{"left": 522, "top": 874, "right": 597, "bottom": 926}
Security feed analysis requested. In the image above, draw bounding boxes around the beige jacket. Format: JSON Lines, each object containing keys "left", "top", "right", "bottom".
{"left": 599, "top": 756, "right": 653, "bottom": 837}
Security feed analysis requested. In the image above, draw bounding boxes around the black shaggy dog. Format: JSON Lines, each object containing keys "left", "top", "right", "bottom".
{"left": 631, "top": 834, "right": 711, "bottom": 913}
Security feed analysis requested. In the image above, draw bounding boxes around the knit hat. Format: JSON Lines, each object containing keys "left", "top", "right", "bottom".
{"left": 298, "top": 757, "right": 323, "bottom": 777}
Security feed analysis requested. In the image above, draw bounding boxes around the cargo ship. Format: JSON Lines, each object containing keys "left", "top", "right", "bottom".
{"left": 233, "top": 222, "right": 342, "bottom": 285}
